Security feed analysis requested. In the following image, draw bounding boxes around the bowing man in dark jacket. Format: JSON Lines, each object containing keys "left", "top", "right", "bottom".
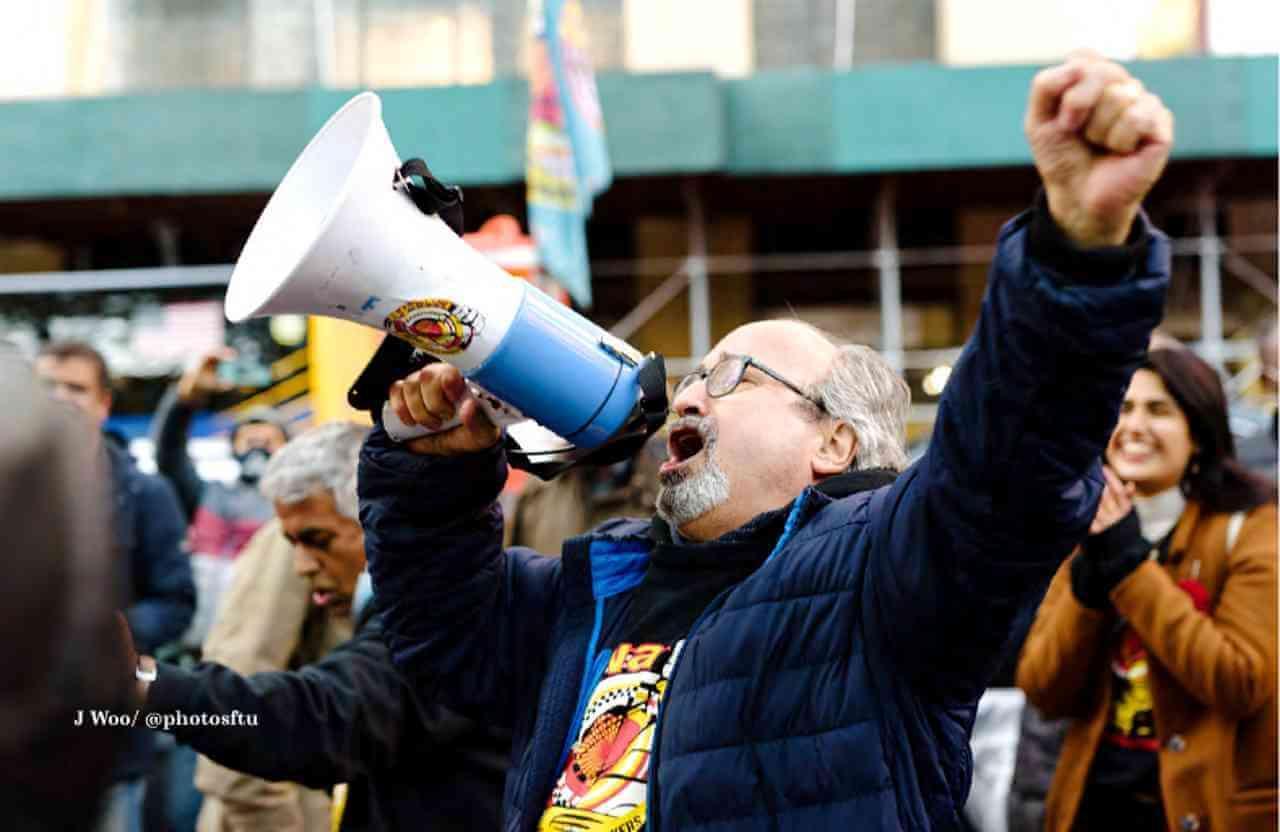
{"left": 125, "top": 607, "right": 508, "bottom": 831}
{"left": 123, "top": 422, "right": 508, "bottom": 831}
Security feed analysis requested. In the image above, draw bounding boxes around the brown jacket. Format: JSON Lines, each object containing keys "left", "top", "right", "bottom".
{"left": 194, "top": 519, "right": 353, "bottom": 832}
{"left": 1018, "top": 501, "right": 1278, "bottom": 832}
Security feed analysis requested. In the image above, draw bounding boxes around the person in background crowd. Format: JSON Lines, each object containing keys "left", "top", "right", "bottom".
{"left": 121, "top": 421, "right": 507, "bottom": 831}
{"left": 360, "top": 53, "right": 1173, "bottom": 830}
{"left": 1018, "top": 347, "right": 1278, "bottom": 832}
{"left": 189, "top": 518, "right": 343, "bottom": 832}
{"left": 148, "top": 349, "right": 291, "bottom": 831}
{"left": 505, "top": 432, "right": 664, "bottom": 555}
{"left": 152, "top": 347, "right": 290, "bottom": 648}
{"left": 1235, "top": 322, "right": 1278, "bottom": 477}
{"left": 34, "top": 340, "right": 195, "bottom": 832}
{"left": 1, "top": 353, "right": 132, "bottom": 831}
{"left": 191, "top": 423, "right": 370, "bottom": 832}
{"left": 1005, "top": 703, "right": 1069, "bottom": 832}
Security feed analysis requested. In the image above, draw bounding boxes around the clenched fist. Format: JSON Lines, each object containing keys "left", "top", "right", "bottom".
{"left": 1026, "top": 51, "right": 1175, "bottom": 248}
{"left": 387, "top": 363, "right": 502, "bottom": 456}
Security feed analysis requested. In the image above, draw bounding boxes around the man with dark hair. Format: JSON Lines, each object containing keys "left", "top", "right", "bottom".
{"left": 35, "top": 339, "right": 113, "bottom": 422}
{"left": 35, "top": 339, "right": 195, "bottom": 832}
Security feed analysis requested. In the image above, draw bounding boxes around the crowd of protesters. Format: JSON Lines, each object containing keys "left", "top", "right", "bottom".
{"left": 0, "top": 53, "right": 1276, "bottom": 832}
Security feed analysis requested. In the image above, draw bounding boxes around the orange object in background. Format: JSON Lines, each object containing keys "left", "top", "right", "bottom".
{"left": 464, "top": 215, "right": 571, "bottom": 306}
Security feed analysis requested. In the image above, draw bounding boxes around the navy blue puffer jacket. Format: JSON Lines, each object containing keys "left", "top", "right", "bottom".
{"left": 359, "top": 204, "right": 1169, "bottom": 830}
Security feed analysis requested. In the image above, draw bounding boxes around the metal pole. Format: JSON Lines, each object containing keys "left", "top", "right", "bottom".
{"left": 1198, "top": 188, "right": 1225, "bottom": 372}
{"left": 685, "top": 180, "right": 712, "bottom": 360}
{"left": 610, "top": 262, "right": 692, "bottom": 342}
{"left": 876, "top": 180, "right": 904, "bottom": 371}
{"left": 834, "top": 0, "right": 856, "bottom": 70}
{"left": 313, "top": 0, "right": 337, "bottom": 86}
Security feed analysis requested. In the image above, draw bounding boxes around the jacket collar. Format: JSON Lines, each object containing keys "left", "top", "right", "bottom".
{"left": 562, "top": 467, "right": 900, "bottom": 605}
{"left": 814, "top": 467, "right": 899, "bottom": 499}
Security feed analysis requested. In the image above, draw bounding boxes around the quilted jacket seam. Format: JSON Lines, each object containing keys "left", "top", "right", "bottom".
{"left": 661, "top": 717, "right": 878, "bottom": 762}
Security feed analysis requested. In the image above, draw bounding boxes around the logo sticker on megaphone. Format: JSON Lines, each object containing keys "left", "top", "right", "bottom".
{"left": 224, "top": 91, "right": 667, "bottom": 474}
{"left": 385, "top": 298, "right": 483, "bottom": 355}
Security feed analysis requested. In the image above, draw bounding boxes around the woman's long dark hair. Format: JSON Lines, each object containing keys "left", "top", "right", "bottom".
{"left": 1144, "top": 348, "right": 1277, "bottom": 513}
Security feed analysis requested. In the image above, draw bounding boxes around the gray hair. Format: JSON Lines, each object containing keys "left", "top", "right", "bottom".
{"left": 258, "top": 421, "right": 368, "bottom": 518}
{"left": 803, "top": 332, "right": 911, "bottom": 472}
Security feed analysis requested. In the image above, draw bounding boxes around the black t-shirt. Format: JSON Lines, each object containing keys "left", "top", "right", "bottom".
{"left": 539, "top": 507, "right": 788, "bottom": 829}
{"left": 607, "top": 508, "right": 789, "bottom": 647}
{"left": 1084, "top": 533, "right": 1175, "bottom": 805}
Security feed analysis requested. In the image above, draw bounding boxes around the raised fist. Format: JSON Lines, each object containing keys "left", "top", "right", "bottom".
{"left": 1026, "top": 52, "right": 1175, "bottom": 248}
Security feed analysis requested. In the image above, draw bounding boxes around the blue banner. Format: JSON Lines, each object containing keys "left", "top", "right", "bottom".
{"left": 526, "top": 0, "right": 612, "bottom": 307}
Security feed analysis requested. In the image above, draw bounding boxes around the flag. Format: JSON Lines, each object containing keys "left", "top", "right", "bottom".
{"left": 526, "top": 0, "right": 611, "bottom": 307}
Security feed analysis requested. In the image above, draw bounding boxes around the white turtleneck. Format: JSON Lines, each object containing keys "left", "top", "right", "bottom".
{"left": 1132, "top": 486, "right": 1187, "bottom": 547}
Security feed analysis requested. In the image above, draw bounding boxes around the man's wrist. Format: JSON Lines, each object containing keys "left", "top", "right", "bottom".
{"left": 1045, "top": 188, "right": 1135, "bottom": 248}
{"left": 1028, "top": 191, "right": 1149, "bottom": 284}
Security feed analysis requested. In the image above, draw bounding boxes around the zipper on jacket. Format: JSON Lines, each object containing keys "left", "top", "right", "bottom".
{"left": 555, "top": 598, "right": 609, "bottom": 774}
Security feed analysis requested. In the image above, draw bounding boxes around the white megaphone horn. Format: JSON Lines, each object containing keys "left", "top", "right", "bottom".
{"left": 225, "top": 92, "right": 666, "bottom": 474}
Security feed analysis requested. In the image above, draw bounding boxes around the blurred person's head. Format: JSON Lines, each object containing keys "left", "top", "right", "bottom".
{"left": 1107, "top": 348, "right": 1275, "bottom": 512}
{"left": 1, "top": 354, "right": 128, "bottom": 824}
{"left": 230, "top": 407, "right": 291, "bottom": 485}
{"left": 259, "top": 422, "right": 368, "bottom": 616}
{"left": 34, "top": 340, "right": 113, "bottom": 426}
{"left": 659, "top": 320, "right": 908, "bottom": 540}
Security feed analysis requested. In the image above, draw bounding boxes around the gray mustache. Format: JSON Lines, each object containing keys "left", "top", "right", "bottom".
{"left": 667, "top": 416, "right": 715, "bottom": 443}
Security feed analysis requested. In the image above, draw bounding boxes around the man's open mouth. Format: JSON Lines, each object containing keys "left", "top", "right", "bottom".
{"left": 661, "top": 422, "right": 708, "bottom": 475}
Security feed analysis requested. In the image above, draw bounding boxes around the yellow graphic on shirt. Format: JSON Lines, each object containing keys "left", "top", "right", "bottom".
{"left": 539, "top": 641, "right": 683, "bottom": 831}
{"left": 1105, "top": 627, "right": 1158, "bottom": 750}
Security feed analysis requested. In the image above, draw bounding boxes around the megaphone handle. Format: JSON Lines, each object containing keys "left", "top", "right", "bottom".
{"left": 381, "top": 382, "right": 525, "bottom": 442}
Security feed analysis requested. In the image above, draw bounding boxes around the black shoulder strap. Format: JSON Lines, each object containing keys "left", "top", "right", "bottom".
{"left": 395, "top": 158, "right": 465, "bottom": 235}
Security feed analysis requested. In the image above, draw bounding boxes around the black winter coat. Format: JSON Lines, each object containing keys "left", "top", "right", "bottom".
{"left": 145, "top": 611, "right": 509, "bottom": 830}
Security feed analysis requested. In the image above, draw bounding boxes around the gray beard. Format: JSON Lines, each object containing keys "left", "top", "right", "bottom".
{"left": 656, "top": 450, "right": 730, "bottom": 530}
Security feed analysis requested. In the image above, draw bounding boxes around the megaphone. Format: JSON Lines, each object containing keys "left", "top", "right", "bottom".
{"left": 225, "top": 92, "right": 667, "bottom": 475}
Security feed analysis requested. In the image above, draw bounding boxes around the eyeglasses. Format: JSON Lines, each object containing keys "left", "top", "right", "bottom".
{"left": 674, "top": 354, "right": 826, "bottom": 412}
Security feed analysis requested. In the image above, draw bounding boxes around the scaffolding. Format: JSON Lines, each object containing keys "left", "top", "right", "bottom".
{"left": 2, "top": 183, "right": 1275, "bottom": 424}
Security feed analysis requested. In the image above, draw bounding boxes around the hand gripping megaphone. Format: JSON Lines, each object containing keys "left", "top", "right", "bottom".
{"left": 224, "top": 92, "right": 667, "bottom": 478}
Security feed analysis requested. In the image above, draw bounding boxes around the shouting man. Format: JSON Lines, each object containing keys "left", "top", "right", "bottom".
{"left": 359, "top": 54, "right": 1174, "bottom": 830}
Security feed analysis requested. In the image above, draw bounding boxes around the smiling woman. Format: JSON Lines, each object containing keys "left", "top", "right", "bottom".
{"left": 1107, "top": 368, "right": 1198, "bottom": 497}
{"left": 1019, "top": 346, "right": 1279, "bottom": 832}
